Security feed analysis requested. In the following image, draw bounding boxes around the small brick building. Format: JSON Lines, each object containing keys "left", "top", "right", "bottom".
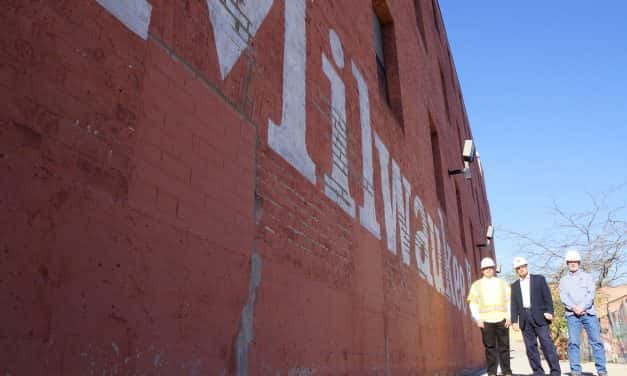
{"left": 598, "top": 286, "right": 627, "bottom": 364}
{"left": 0, "top": 1, "right": 495, "bottom": 374}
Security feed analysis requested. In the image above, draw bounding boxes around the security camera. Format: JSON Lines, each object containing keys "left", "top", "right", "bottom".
{"left": 449, "top": 161, "right": 473, "bottom": 179}
{"left": 477, "top": 225, "right": 494, "bottom": 248}
{"left": 486, "top": 225, "right": 494, "bottom": 240}
{"left": 463, "top": 161, "right": 471, "bottom": 180}
{"left": 449, "top": 140, "right": 476, "bottom": 179}
{"left": 462, "top": 140, "right": 475, "bottom": 162}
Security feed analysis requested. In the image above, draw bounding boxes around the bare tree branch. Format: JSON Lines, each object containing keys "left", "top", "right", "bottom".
{"left": 503, "top": 187, "right": 627, "bottom": 287}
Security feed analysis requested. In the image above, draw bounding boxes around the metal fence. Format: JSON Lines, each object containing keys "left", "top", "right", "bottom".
{"left": 565, "top": 294, "right": 627, "bottom": 364}
{"left": 605, "top": 295, "right": 627, "bottom": 363}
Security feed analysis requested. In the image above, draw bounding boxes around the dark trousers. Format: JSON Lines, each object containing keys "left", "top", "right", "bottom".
{"left": 521, "top": 309, "right": 561, "bottom": 376}
{"left": 481, "top": 320, "right": 511, "bottom": 375}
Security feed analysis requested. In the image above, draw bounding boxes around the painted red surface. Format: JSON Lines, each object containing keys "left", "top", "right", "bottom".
{"left": 0, "top": 1, "right": 493, "bottom": 374}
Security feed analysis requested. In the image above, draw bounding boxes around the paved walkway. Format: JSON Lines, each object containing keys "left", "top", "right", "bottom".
{"left": 476, "top": 335, "right": 627, "bottom": 376}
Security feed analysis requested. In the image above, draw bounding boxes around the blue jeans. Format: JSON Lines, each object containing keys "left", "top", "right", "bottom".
{"left": 566, "top": 314, "right": 607, "bottom": 374}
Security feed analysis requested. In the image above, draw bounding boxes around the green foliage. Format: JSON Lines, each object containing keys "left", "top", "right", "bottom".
{"left": 549, "top": 285, "right": 569, "bottom": 358}
{"left": 549, "top": 285, "right": 567, "bottom": 337}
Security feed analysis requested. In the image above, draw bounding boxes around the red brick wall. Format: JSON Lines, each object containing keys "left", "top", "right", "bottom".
{"left": 0, "top": 1, "right": 493, "bottom": 374}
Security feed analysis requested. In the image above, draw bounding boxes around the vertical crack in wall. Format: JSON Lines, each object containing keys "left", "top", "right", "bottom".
{"left": 385, "top": 334, "right": 391, "bottom": 376}
{"left": 233, "top": 252, "right": 262, "bottom": 376}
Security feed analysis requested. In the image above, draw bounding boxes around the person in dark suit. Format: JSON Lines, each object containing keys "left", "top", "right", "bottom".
{"left": 510, "top": 256, "right": 561, "bottom": 376}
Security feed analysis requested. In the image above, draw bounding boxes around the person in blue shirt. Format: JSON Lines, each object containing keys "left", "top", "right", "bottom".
{"left": 559, "top": 249, "right": 607, "bottom": 376}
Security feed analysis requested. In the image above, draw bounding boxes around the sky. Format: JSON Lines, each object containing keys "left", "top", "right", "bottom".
{"left": 438, "top": 1, "right": 627, "bottom": 270}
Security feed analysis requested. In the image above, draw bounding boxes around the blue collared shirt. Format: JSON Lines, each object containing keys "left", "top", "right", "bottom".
{"left": 559, "top": 269, "right": 597, "bottom": 316}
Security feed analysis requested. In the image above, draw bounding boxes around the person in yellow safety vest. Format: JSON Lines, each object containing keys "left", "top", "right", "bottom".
{"left": 467, "top": 257, "right": 512, "bottom": 376}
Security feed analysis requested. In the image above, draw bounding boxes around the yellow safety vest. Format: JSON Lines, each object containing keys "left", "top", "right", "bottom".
{"left": 467, "top": 277, "right": 510, "bottom": 322}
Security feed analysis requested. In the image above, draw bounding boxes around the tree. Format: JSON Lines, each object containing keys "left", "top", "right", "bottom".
{"left": 500, "top": 270, "right": 518, "bottom": 285}
{"left": 502, "top": 186, "right": 627, "bottom": 359}
{"left": 548, "top": 284, "right": 569, "bottom": 358}
{"left": 504, "top": 186, "right": 627, "bottom": 288}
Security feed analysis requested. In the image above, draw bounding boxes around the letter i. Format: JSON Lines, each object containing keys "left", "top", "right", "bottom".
{"left": 322, "top": 30, "right": 355, "bottom": 218}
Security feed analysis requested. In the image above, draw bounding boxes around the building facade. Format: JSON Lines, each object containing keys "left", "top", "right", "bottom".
{"left": 0, "top": 0, "right": 495, "bottom": 374}
{"left": 598, "top": 286, "right": 627, "bottom": 364}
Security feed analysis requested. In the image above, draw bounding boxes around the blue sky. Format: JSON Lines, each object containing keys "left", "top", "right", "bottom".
{"left": 438, "top": 1, "right": 627, "bottom": 268}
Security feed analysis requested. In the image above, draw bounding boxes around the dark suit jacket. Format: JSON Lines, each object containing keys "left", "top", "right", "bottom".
{"left": 511, "top": 274, "right": 554, "bottom": 329}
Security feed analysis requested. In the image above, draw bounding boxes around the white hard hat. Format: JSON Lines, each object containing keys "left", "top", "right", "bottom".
{"left": 513, "top": 256, "right": 528, "bottom": 269}
{"left": 480, "top": 257, "right": 496, "bottom": 269}
{"left": 565, "top": 249, "right": 581, "bottom": 262}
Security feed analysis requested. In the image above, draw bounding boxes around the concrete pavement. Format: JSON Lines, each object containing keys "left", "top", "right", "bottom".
{"left": 474, "top": 334, "right": 627, "bottom": 376}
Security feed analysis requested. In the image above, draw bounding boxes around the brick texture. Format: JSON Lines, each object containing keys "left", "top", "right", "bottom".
{"left": 1, "top": 1, "right": 493, "bottom": 374}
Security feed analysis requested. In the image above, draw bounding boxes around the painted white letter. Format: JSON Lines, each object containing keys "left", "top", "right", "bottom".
{"left": 374, "top": 134, "right": 411, "bottom": 261}
{"left": 428, "top": 214, "right": 445, "bottom": 294}
{"left": 375, "top": 134, "right": 394, "bottom": 254}
{"left": 413, "top": 196, "right": 433, "bottom": 285}
{"left": 452, "top": 255, "right": 461, "bottom": 309}
{"left": 439, "top": 210, "right": 454, "bottom": 301}
{"left": 352, "top": 62, "right": 380, "bottom": 239}
{"left": 464, "top": 257, "right": 471, "bottom": 314}
{"left": 96, "top": 0, "right": 152, "bottom": 40}
{"left": 207, "top": 0, "right": 274, "bottom": 79}
{"left": 323, "top": 30, "right": 355, "bottom": 218}
{"left": 267, "top": 0, "right": 316, "bottom": 183}
{"left": 393, "top": 163, "right": 412, "bottom": 265}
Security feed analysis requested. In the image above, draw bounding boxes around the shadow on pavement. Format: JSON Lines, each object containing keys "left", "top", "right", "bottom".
{"left": 507, "top": 374, "right": 595, "bottom": 376}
